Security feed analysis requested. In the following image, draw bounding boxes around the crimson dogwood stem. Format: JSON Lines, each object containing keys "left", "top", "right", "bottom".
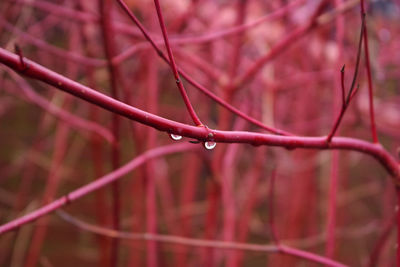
{"left": 360, "top": 0, "right": 378, "bottom": 143}
{"left": 99, "top": 0, "right": 123, "bottom": 265}
{"left": 115, "top": 0, "right": 290, "bottom": 136}
{"left": 0, "top": 47, "right": 398, "bottom": 179}
{"left": 152, "top": 0, "right": 203, "bottom": 126}
{"left": 325, "top": 0, "right": 345, "bottom": 259}
{"left": 398, "top": 189, "right": 400, "bottom": 267}
{"left": 115, "top": 0, "right": 202, "bottom": 126}
{"left": 111, "top": 0, "right": 304, "bottom": 64}
{"left": 56, "top": 210, "right": 348, "bottom": 267}
{"left": 112, "top": 0, "right": 357, "bottom": 65}
{"left": 0, "top": 143, "right": 194, "bottom": 235}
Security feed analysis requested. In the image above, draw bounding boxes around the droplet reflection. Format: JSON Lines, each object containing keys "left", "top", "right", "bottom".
{"left": 204, "top": 141, "right": 216, "bottom": 150}
{"left": 170, "top": 134, "right": 182, "bottom": 141}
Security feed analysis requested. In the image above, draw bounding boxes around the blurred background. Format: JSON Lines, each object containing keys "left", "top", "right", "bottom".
{"left": 0, "top": 0, "right": 400, "bottom": 266}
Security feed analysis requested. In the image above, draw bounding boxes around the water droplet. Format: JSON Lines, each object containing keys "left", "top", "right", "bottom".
{"left": 204, "top": 141, "right": 216, "bottom": 150}
{"left": 169, "top": 134, "right": 182, "bottom": 141}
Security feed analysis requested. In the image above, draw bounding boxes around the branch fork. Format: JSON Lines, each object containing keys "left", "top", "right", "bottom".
{"left": 326, "top": 14, "right": 365, "bottom": 144}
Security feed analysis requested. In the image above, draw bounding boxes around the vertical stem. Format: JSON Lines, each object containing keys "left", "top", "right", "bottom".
{"left": 228, "top": 0, "right": 247, "bottom": 80}
{"left": 98, "top": 0, "right": 123, "bottom": 265}
{"left": 326, "top": 152, "right": 339, "bottom": 258}
{"left": 203, "top": 181, "right": 221, "bottom": 267}
{"left": 223, "top": 118, "right": 247, "bottom": 266}
{"left": 397, "top": 188, "right": 400, "bottom": 267}
{"left": 268, "top": 169, "right": 279, "bottom": 244}
{"left": 367, "top": 214, "right": 395, "bottom": 267}
{"left": 145, "top": 30, "right": 159, "bottom": 267}
{"left": 115, "top": 0, "right": 289, "bottom": 136}
{"left": 25, "top": 122, "right": 70, "bottom": 267}
{"left": 360, "top": 0, "right": 378, "bottom": 143}
{"left": 325, "top": 0, "right": 344, "bottom": 258}
{"left": 231, "top": 148, "right": 266, "bottom": 267}
{"left": 152, "top": 0, "right": 202, "bottom": 126}
{"left": 79, "top": 3, "right": 113, "bottom": 264}
{"left": 177, "top": 154, "right": 201, "bottom": 266}
{"left": 24, "top": 12, "right": 78, "bottom": 266}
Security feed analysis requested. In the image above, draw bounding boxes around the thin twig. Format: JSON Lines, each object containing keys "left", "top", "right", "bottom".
{"left": 152, "top": 0, "right": 202, "bottom": 126}
{"left": 0, "top": 48, "right": 398, "bottom": 178}
{"left": 326, "top": 15, "right": 365, "bottom": 143}
{"left": 55, "top": 209, "right": 348, "bottom": 267}
{"left": 360, "top": 0, "right": 378, "bottom": 143}
{"left": 115, "top": 0, "right": 291, "bottom": 136}
{"left": 0, "top": 143, "right": 195, "bottom": 235}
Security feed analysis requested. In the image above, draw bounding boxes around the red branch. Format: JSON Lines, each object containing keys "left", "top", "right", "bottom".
{"left": 0, "top": 47, "right": 398, "bottom": 180}
{"left": 152, "top": 0, "right": 202, "bottom": 126}
{"left": 115, "top": 0, "right": 290, "bottom": 136}
{"left": 0, "top": 143, "right": 195, "bottom": 235}
{"left": 56, "top": 209, "right": 348, "bottom": 267}
{"left": 360, "top": 0, "right": 378, "bottom": 143}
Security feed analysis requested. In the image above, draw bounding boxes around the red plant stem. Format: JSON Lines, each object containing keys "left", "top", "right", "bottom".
{"left": 228, "top": 0, "right": 247, "bottom": 80}
{"left": 177, "top": 153, "right": 201, "bottom": 266}
{"left": 25, "top": 17, "right": 79, "bottom": 266}
{"left": 0, "top": 143, "right": 195, "bottom": 235}
{"left": 116, "top": 0, "right": 201, "bottom": 126}
{"left": 397, "top": 188, "right": 400, "bottom": 267}
{"left": 178, "top": 68, "right": 292, "bottom": 135}
{"left": 174, "top": 48, "right": 224, "bottom": 81}
{"left": 112, "top": 0, "right": 358, "bottom": 65}
{"left": 327, "top": 13, "right": 365, "bottom": 143}
{"left": 152, "top": 0, "right": 202, "bottom": 126}
{"left": 174, "top": 0, "right": 305, "bottom": 45}
{"left": 90, "top": 120, "right": 112, "bottom": 267}
{"left": 327, "top": 106, "right": 347, "bottom": 144}
{"left": 79, "top": 6, "right": 112, "bottom": 264}
{"left": 325, "top": 0, "right": 344, "bottom": 259}
{"left": 115, "top": 0, "right": 290, "bottom": 136}
{"left": 223, "top": 125, "right": 247, "bottom": 266}
{"left": 359, "top": 0, "right": 378, "bottom": 143}
{"left": 98, "top": 0, "right": 122, "bottom": 265}
{"left": 234, "top": 0, "right": 329, "bottom": 89}
{"left": 146, "top": 155, "right": 158, "bottom": 267}
{"left": 128, "top": 149, "right": 146, "bottom": 265}
{"left": 223, "top": 2, "right": 248, "bottom": 264}
{"left": 55, "top": 210, "right": 348, "bottom": 267}
{"left": 231, "top": 148, "right": 265, "bottom": 267}
{"left": 11, "top": 102, "right": 56, "bottom": 214}
{"left": 202, "top": 180, "right": 221, "bottom": 267}
{"left": 144, "top": 25, "right": 159, "bottom": 266}
{"left": 25, "top": 122, "right": 70, "bottom": 267}
{"left": 367, "top": 214, "right": 396, "bottom": 267}
{"left": 110, "top": 0, "right": 305, "bottom": 65}
{"left": 0, "top": 48, "right": 398, "bottom": 179}
{"left": 269, "top": 169, "right": 279, "bottom": 244}
{"left": 326, "top": 152, "right": 339, "bottom": 259}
